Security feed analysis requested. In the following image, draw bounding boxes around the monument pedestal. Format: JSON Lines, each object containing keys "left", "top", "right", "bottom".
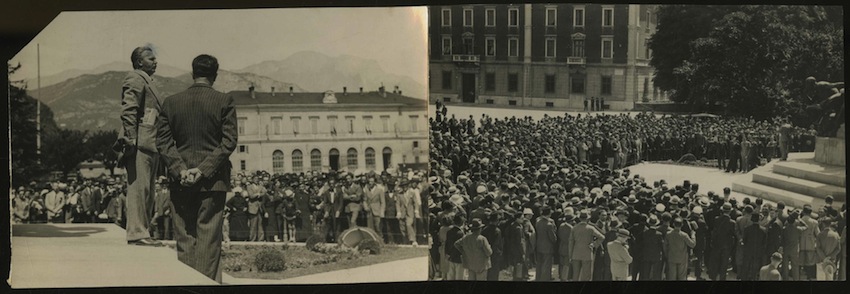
{"left": 814, "top": 136, "right": 845, "bottom": 166}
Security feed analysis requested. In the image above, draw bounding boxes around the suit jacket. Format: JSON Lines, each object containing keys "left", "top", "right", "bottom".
{"left": 711, "top": 214, "right": 737, "bottom": 249}
{"left": 397, "top": 189, "right": 421, "bottom": 219}
{"left": 816, "top": 228, "right": 841, "bottom": 261}
{"left": 322, "top": 186, "right": 345, "bottom": 217}
{"left": 608, "top": 240, "right": 632, "bottom": 278}
{"left": 535, "top": 216, "right": 558, "bottom": 254}
{"left": 44, "top": 191, "right": 64, "bottom": 217}
{"left": 570, "top": 222, "right": 604, "bottom": 261}
{"left": 665, "top": 228, "right": 695, "bottom": 264}
{"left": 455, "top": 232, "right": 493, "bottom": 272}
{"left": 122, "top": 69, "right": 162, "bottom": 153}
{"left": 156, "top": 83, "right": 237, "bottom": 192}
{"left": 799, "top": 217, "right": 820, "bottom": 251}
{"left": 557, "top": 222, "right": 574, "bottom": 261}
{"left": 641, "top": 226, "right": 666, "bottom": 262}
{"left": 79, "top": 187, "right": 96, "bottom": 213}
{"left": 364, "top": 184, "right": 386, "bottom": 217}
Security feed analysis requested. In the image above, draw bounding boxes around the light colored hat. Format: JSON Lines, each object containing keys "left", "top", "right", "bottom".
{"left": 476, "top": 185, "right": 487, "bottom": 193}
{"left": 522, "top": 208, "right": 534, "bottom": 215}
{"left": 692, "top": 206, "right": 704, "bottom": 215}
{"left": 284, "top": 189, "right": 294, "bottom": 197}
{"left": 655, "top": 203, "right": 666, "bottom": 212}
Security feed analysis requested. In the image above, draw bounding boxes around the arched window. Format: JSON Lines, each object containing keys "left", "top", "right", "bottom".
{"left": 365, "top": 147, "right": 376, "bottom": 170}
{"left": 347, "top": 148, "right": 358, "bottom": 171}
{"left": 291, "top": 150, "right": 303, "bottom": 173}
{"left": 310, "top": 149, "right": 322, "bottom": 172}
{"left": 272, "top": 150, "right": 285, "bottom": 174}
{"left": 382, "top": 147, "right": 393, "bottom": 170}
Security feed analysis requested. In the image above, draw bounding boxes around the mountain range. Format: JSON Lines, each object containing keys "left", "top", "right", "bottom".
{"left": 28, "top": 50, "right": 425, "bottom": 132}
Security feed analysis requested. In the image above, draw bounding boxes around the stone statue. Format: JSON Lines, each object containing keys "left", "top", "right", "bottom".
{"left": 804, "top": 76, "right": 844, "bottom": 137}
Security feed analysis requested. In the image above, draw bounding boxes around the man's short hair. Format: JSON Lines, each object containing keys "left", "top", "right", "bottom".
{"left": 192, "top": 54, "right": 219, "bottom": 80}
{"left": 130, "top": 46, "right": 153, "bottom": 69}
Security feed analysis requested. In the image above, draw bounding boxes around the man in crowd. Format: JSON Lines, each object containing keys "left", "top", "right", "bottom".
{"left": 664, "top": 217, "right": 696, "bottom": 280}
{"left": 570, "top": 211, "right": 604, "bottom": 281}
{"left": 455, "top": 218, "right": 493, "bottom": 281}
{"left": 534, "top": 206, "right": 557, "bottom": 281}
{"left": 608, "top": 228, "right": 633, "bottom": 281}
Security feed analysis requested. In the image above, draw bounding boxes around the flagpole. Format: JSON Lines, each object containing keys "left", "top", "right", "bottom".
{"left": 37, "top": 43, "right": 41, "bottom": 165}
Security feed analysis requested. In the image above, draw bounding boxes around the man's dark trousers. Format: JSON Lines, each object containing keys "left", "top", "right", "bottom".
{"left": 171, "top": 189, "right": 225, "bottom": 283}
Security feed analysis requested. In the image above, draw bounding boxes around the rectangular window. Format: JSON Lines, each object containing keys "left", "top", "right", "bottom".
{"left": 509, "top": 100, "right": 517, "bottom": 106}
{"left": 463, "top": 9, "right": 473, "bottom": 27}
{"left": 345, "top": 116, "right": 355, "bottom": 134}
{"left": 442, "top": 37, "right": 452, "bottom": 55}
{"left": 309, "top": 116, "right": 319, "bottom": 134}
{"left": 545, "top": 74, "right": 556, "bottom": 93}
{"left": 413, "top": 141, "right": 419, "bottom": 148}
{"left": 572, "top": 39, "right": 585, "bottom": 57}
{"left": 485, "top": 37, "right": 496, "bottom": 56}
{"left": 486, "top": 99, "right": 494, "bottom": 104}
{"left": 462, "top": 37, "right": 474, "bottom": 54}
{"left": 442, "top": 70, "right": 452, "bottom": 90}
{"left": 601, "top": 76, "right": 612, "bottom": 95}
{"left": 574, "top": 7, "right": 585, "bottom": 27}
{"left": 603, "top": 7, "right": 614, "bottom": 27}
{"left": 485, "top": 72, "right": 496, "bottom": 91}
{"left": 571, "top": 76, "right": 585, "bottom": 94}
{"left": 546, "top": 7, "right": 557, "bottom": 27}
{"left": 545, "top": 38, "right": 556, "bottom": 58}
{"left": 546, "top": 102, "right": 554, "bottom": 107}
{"left": 441, "top": 9, "right": 451, "bottom": 27}
{"left": 409, "top": 115, "right": 418, "bottom": 132}
{"left": 508, "top": 38, "right": 519, "bottom": 57}
{"left": 508, "top": 73, "right": 518, "bottom": 92}
{"left": 602, "top": 38, "right": 613, "bottom": 59}
{"left": 381, "top": 115, "right": 390, "bottom": 133}
{"left": 237, "top": 117, "right": 246, "bottom": 135}
{"left": 291, "top": 117, "right": 300, "bottom": 134}
{"left": 645, "top": 38, "right": 651, "bottom": 59}
{"left": 485, "top": 8, "right": 495, "bottom": 27}
{"left": 363, "top": 116, "right": 372, "bottom": 133}
{"left": 240, "top": 160, "right": 246, "bottom": 171}
{"left": 271, "top": 117, "right": 281, "bottom": 135}
{"left": 328, "top": 116, "right": 337, "bottom": 134}
{"left": 508, "top": 8, "right": 519, "bottom": 27}
{"left": 238, "top": 145, "right": 248, "bottom": 153}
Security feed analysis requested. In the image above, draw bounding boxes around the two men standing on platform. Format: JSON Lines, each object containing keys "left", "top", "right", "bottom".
{"left": 120, "top": 45, "right": 237, "bottom": 283}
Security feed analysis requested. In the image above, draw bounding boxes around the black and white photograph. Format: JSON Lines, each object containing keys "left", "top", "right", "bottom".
{"left": 7, "top": 6, "right": 431, "bottom": 287}
{"left": 425, "top": 4, "right": 845, "bottom": 282}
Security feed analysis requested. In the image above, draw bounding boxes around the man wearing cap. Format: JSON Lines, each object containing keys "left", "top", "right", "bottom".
{"left": 759, "top": 252, "right": 784, "bottom": 280}
{"left": 608, "top": 228, "right": 633, "bottom": 281}
{"left": 709, "top": 202, "right": 737, "bottom": 280}
{"left": 534, "top": 206, "right": 557, "bottom": 281}
{"left": 481, "top": 213, "right": 504, "bottom": 281}
{"left": 639, "top": 214, "right": 665, "bottom": 280}
{"left": 664, "top": 217, "right": 696, "bottom": 281}
{"left": 557, "top": 210, "right": 576, "bottom": 281}
{"left": 690, "top": 205, "right": 709, "bottom": 280}
{"left": 455, "top": 218, "right": 494, "bottom": 281}
{"left": 799, "top": 206, "right": 820, "bottom": 280}
{"left": 570, "top": 210, "right": 605, "bottom": 281}
{"left": 781, "top": 211, "right": 808, "bottom": 280}
{"left": 816, "top": 218, "right": 841, "bottom": 280}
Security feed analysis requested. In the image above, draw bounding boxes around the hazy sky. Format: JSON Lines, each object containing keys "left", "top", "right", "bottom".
{"left": 10, "top": 7, "right": 427, "bottom": 84}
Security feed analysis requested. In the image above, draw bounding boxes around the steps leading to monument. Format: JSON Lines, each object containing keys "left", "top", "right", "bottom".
{"left": 732, "top": 180, "right": 842, "bottom": 210}
{"left": 752, "top": 170, "right": 845, "bottom": 201}
{"left": 773, "top": 159, "right": 845, "bottom": 187}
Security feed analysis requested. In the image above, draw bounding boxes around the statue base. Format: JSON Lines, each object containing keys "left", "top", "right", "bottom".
{"left": 814, "top": 136, "right": 845, "bottom": 166}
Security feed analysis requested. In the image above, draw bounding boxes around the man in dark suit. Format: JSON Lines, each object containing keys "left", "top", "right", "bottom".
{"left": 122, "top": 45, "right": 164, "bottom": 246}
{"left": 156, "top": 54, "right": 237, "bottom": 283}
{"left": 534, "top": 206, "right": 557, "bottom": 281}
{"left": 709, "top": 202, "right": 737, "bottom": 281}
{"left": 557, "top": 211, "right": 575, "bottom": 281}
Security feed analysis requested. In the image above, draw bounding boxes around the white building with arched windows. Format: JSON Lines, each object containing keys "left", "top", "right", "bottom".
{"left": 228, "top": 87, "right": 429, "bottom": 175}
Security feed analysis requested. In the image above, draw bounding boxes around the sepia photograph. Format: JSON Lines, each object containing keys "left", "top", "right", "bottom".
{"left": 8, "top": 6, "right": 430, "bottom": 287}
{"left": 425, "top": 4, "right": 845, "bottom": 282}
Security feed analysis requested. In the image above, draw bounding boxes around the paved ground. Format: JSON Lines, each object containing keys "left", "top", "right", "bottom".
{"left": 223, "top": 256, "right": 428, "bottom": 285}
{"left": 10, "top": 223, "right": 218, "bottom": 288}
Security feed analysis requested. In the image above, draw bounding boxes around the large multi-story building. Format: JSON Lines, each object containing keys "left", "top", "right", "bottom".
{"left": 228, "top": 87, "right": 429, "bottom": 175}
{"left": 429, "top": 4, "right": 668, "bottom": 110}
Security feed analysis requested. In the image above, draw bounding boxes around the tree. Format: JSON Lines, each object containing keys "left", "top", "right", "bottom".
{"left": 85, "top": 130, "right": 119, "bottom": 175}
{"left": 41, "top": 128, "right": 90, "bottom": 176}
{"left": 649, "top": 5, "right": 843, "bottom": 119}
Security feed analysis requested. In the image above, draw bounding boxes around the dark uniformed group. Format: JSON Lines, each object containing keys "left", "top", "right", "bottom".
{"left": 426, "top": 103, "right": 846, "bottom": 281}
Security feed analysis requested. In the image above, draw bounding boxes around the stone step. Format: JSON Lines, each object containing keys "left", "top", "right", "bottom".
{"left": 732, "top": 180, "right": 843, "bottom": 210}
{"left": 752, "top": 170, "right": 845, "bottom": 202}
{"left": 772, "top": 159, "right": 846, "bottom": 187}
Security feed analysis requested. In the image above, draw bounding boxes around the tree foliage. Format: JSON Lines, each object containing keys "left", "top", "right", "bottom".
{"left": 650, "top": 5, "right": 844, "bottom": 119}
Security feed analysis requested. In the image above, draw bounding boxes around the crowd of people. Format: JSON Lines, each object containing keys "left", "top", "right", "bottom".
{"left": 426, "top": 102, "right": 846, "bottom": 281}
{"left": 223, "top": 169, "right": 428, "bottom": 246}
{"left": 10, "top": 167, "right": 430, "bottom": 247}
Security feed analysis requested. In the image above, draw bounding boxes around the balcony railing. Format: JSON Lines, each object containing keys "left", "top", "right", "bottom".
{"left": 567, "top": 57, "right": 586, "bottom": 64}
{"left": 452, "top": 55, "right": 480, "bottom": 62}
